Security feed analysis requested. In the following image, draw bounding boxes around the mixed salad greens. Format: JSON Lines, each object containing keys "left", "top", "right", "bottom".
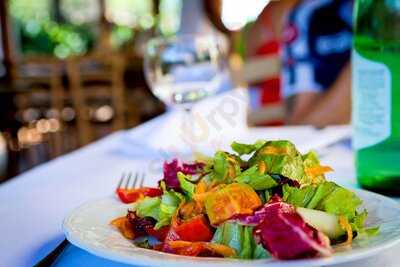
{"left": 111, "top": 140, "right": 378, "bottom": 260}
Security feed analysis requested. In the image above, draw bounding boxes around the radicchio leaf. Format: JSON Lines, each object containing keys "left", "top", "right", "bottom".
{"left": 253, "top": 197, "right": 332, "bottom": 259}
{"left": 182, "top": 162, "right": 205, "bottom": 175}
{"left": 127, "top": 211, "right": 156, "bottom": 237}
{"left": 231, "top": 205, "right": 270, "bottom": 226}
{"left": 162, "top": 159, "right": 204, "bottom": 191}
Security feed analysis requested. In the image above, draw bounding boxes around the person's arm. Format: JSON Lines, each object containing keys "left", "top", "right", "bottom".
{"left": 286, "top": 63, "right": 351, "bottom": 127}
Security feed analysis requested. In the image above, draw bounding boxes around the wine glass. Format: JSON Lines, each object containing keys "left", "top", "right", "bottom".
{"left": 144, "top": 34, "right": 228, "bottom": 147}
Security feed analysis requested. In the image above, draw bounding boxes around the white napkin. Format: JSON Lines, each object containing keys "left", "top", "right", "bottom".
{"left": 120, "top": 89, "right": 249, "bottom": 159}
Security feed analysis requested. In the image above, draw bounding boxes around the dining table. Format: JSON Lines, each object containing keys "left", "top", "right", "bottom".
{"left": 1, "top": 89, "right": 399, "bottom": 267}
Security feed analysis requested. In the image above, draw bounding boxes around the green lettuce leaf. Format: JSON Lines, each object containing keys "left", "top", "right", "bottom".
{"left": 133, "top": 197, "right": 161, "bottom": 221}
{"left": 155, "top": 190, "right": 184, "bottom": 229}
{"left": 317, "top": 187, "right": 363, "bottom": 220}
{"left": 213, "top": 151, "right": 228, "bottom": 181}
{"left": 235, "top": 165, "right": 278, "bottom": 190}
{"left": 306, "top": 182, "right": 337, "bottom": 209}
{"left": 212, "top": 151, "right": 241, "bottom": 182}
{"left": 283, "top": 182, "right": 363, "bottom": 220}
{"left": 350, "top": 210, "right": 379, "bottom": 238}
{"left": 302, "top": 150, "right": 326, "bottom": 183}
{"left": 253, "top": 243, "right": 270, "bottom": 259}
{"left": 231, "top": 140, "right": 266, "bottom": 156}
{"left": 282, "top": 184, "right": 316, "bottom": 207}
{"left": 212, "top": 222, "right": 269, "bottom": 259}
{"left": 133, "top": 190, "right": 184, "bottom": 230}
{"left": 249, "top": 140, "right": 309, "bottom": 185}
{"left": 264, "top": 190, "right": 272, "bottom": 203}
{"left": 177, "top": 172, "right": 196, "bottom": 199}
{"left": 284, "top": 182, "right": 370, "bottom": 237}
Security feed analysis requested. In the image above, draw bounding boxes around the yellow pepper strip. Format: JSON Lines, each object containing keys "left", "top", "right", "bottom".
{"left": 193, "top": 180, "right": 219, "bottom": 209}
{"left": 204, "top": 183, "right": 262, "bottom": 225}
{"left": 339, "top": 216, "right": 353, "bottom": 245}
{"left": 195, "top": 179, "right": 207, "bottom": 194}
{"left": 258, "top": 160, "right": 267, "bottom": 174}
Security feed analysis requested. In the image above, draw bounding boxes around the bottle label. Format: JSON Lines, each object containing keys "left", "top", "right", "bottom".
{"left": 352, "top": 49, "right": 391, "bottom": 149}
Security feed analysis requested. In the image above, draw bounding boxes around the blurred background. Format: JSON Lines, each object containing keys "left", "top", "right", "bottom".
{"left": 0, "top": 0, "right": 352, "bottom": 182}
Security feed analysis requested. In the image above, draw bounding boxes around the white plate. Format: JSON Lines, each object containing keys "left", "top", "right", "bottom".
{"left": 63, "top": 189, "right": 400, "bottom": 267}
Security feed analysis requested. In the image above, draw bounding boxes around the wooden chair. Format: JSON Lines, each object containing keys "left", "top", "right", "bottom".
{"left": 229, "top": 53, "right": 285, "bottom": 126}
{"left": 3, "top": 1, "right": 68, "bottom": 159}
{"left": 66, "top": 52, "right": 129, "bottom": 146}
{"left": 10, "top": 56, "right": 66, "bottom": 112}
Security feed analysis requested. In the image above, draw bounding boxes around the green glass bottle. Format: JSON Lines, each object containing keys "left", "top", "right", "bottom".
{"left": 353, "top": 0, "right": 400, "bottom": 194}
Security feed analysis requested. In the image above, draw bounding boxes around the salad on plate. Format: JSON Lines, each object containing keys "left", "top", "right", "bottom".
{"left": 111, "top": 140, "right": 379, "bottom": 260}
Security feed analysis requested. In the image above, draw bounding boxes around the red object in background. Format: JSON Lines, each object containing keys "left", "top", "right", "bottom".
{"left": 116, "top": 187, "right": 162, "bottom": 204}
{"left": 253, "top": 40, "right": 283, "bottom": 126}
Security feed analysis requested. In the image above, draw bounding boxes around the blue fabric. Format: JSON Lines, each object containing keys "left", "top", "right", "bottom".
{"left": 53, "top": 244, "right": 133, "bottom": 267}
{"left": 282, "top": 0, "right": 353, "bottom": 97}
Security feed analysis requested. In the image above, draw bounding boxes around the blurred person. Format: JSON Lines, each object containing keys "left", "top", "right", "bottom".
{"left": 246, "top": 0, "right": 298, "bottom": 59}
{"left": 282, "top": 0, "right": 353, "bottom": 127}
{"left": 245, "top": 0, "right": 298, "bottom": 125}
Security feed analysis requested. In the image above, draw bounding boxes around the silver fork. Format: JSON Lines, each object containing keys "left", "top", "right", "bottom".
{"left": 116, "top": 172, "right": 145, "bottom": 191}
{"left": 35, "top": 172, "right": 147, "bottom": 266}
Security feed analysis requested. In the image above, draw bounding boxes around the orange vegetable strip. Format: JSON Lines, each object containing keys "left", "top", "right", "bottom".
{"left": 339, "top": 216, "right": 353, "bottom": 245}
{"left": 258, "top": 160, "right": 267, "bottom": 174}
{"left": 305, "top": 166, "right": 334, "bottom": 177}
{"left": 260, "top": 146, "right": 289, "bottom": 155}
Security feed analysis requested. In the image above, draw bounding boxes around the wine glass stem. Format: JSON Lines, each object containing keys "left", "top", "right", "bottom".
{"left": 181, "top": 106, "right": 196, "bottom": 149}
{"left": 183, "top": 106, "right": 192, "bottom": 135}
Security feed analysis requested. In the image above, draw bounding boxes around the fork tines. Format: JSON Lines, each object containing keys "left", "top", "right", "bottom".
{"left": 116, "top": 172, "right": 145, "bottom": 190}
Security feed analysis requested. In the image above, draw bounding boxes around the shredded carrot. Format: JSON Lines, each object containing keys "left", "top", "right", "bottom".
{"left": 260, "top": 146, "right": 288, "bottom": 155}
{"left": 305, "top": 166, "right": 334, "bottom": 183}
{"left": 339, "top": 216, "right": 353, "bottom": 245}
{"left": 227, "top": 166, "right": 236, "bottom": 181}
{"left": 227, "top": 156, "right": 238, "bottom": 164}
{"left": 258, "top": 160, "right": 267, "bottom": 174}
{"left": 305, "top": 166, "right": 334, "bottom": 176}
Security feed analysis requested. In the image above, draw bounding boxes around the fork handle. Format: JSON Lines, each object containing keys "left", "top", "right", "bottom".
{"left": 34, "top": 239, "right": 69, "bottom": 267}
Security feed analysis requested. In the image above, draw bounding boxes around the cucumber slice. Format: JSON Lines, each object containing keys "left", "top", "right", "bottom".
{"left": 296, "top": 207, "right": 345, "bottom": 239}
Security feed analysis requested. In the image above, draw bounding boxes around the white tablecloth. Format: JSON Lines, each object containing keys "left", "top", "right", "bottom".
{"left": 1, "top": 91, "right": 399, "bottom": 267}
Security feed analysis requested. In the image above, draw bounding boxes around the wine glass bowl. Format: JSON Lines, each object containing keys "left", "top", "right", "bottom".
{"left": 144, "top": 34, "right": 228, "bottom": 109}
